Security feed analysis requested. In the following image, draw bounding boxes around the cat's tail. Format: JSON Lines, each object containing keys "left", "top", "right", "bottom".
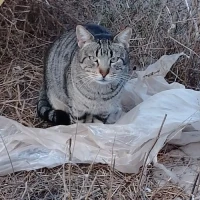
{"left": 37, "top": 84, "right": 71, "bottom": 125}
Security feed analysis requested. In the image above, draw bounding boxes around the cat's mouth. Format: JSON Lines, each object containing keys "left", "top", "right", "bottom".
{"left": 96, "top": 79, "right": 110, "bottom": 84}
{"left": 95, "top": 75, "right": 112, "bottom": 84}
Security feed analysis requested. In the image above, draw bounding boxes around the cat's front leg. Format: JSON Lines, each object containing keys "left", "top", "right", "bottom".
{"left": 105, "top": 107, "right": 123, "bottom": 124}
{"left": 71, "top": 112, "right": 103, "bottom": 124}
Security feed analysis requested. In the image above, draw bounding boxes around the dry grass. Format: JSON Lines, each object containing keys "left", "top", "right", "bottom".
{"left": 0, "top": 161, "right": 190, "bottom": 200}
{"left": 0, "top": 0, "right": 200, "bottom": 199}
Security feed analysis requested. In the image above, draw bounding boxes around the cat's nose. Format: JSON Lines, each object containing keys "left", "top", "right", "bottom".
{"left": 99, "top": 68, "right": 110, "bottom": 78}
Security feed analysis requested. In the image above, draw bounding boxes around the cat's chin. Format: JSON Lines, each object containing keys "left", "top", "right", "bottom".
{"left": 95, "top": 80, "right": 111, "bottom": 85}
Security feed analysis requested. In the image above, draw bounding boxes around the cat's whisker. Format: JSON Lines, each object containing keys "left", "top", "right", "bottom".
{"left": 77, "top": 78, "right": 94, "bottom": 91}
{"left": 112, "top": 74, "right": 133, "bottom": 81}
{"left": 76, "top": 74, "right": 97, "bottom": 80}
{"left": 112, "top": 73, "right": 133, "bottom": 78}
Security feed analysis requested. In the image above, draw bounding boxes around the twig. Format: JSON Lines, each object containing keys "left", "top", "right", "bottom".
{"left": 85, "top": 172, "right": 98, "bottom": 200}
{"left": 184, "top": 0, "right": 199, "bottom": 38}
{"left": 110, "top": 157, "right": 116, "bottom": 199}
{"left": 190, "top": 172, "right": 200, "bottom": 200}
{"left": 96, "top": 179, "right": 106, "bottom": 199}
{"left": 144, "top": 0, "right": 167, "bottom": 54}
{"left": 0, "top": 133, "right": 17, "bottom": 183}
{"left": 107, "top": 135, "right": 116, "bottom": 200}
{"left": 68, "top": 138, "right": 72, "bottom": 200}
{"left": 79, "top": 187, "right": 106, "bottom": 200}
{"left": 21, "top": 181, "right": 28, "bottom": 199}
{"left": 78, "top": 148, "right": 100, "bottom": 198}
{"left": 169, "top": 36, "right": 200, "bottom": 58}
{"left": 62, "top": 163, "right": 68, "bottom": 200}
{"left": 135, "top": 114, "right": 167, "bottom": 199}
{"left": 26, "top": 166, "right": 56, "bottom": 200}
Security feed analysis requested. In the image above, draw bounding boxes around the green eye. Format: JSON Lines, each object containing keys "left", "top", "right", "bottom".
{"left": 110, "top": 57, "right": 120, "bottom": 63}
{"left": 89, "top": 56, "right": 94, "bottom": 60}
{"left": 89, "top": 56, "right": 98, "bottom": 63}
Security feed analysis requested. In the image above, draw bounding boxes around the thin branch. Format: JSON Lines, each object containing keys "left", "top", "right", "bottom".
{"left": 190, "top": 172, "right": 200, "bottom": 200}
{"left": 0, "top": 133, "right": 17, "bottom": 183}
{"left": 135, "top": 114, "right": 167, "bottom": 199}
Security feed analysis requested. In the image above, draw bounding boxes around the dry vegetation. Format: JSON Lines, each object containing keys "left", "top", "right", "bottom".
{"left": 0, "top": 0, "right": 200, "bottom": 199}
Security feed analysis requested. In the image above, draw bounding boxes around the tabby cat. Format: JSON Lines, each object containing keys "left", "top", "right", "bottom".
{"left": 37, "top": 24, "right": 132, "bottom": 125}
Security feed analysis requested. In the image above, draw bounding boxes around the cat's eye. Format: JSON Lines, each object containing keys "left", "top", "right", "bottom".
{"left": 115, "top": 66, "right": 121, "bottom": 70}
{"left": 89, "top": 56, "right": 94, "bottom": 60}
{"left": 89, "top": 56, "right": 99, "bottom": 65}
{"left": 89, "top": 56, "right": 98, "bottom": 62}
{"left": 110, "top": 57, "right": 120, "bottom": 63}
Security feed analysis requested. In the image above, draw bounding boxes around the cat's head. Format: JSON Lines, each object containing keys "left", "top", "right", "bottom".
{"left": 76, "top": 25, "right": 132, "bottom": 85}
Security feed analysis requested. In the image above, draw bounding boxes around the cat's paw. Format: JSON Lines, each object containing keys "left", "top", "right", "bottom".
{"left": 106, "top": 108, "right": 123, "bottom": 124}
{"left": 52, "top": 110, "right": 71, "bottom": 125}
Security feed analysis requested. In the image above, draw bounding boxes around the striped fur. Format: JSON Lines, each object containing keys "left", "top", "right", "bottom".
{"left": 37, "top": 24, "right": 132, "bottom": 125}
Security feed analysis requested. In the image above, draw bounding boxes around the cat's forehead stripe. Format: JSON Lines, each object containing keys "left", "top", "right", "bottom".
{"left": 96, "top": 39, "right": 112, "bottom": 57}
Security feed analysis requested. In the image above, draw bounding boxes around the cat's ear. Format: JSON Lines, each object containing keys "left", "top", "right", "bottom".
{"left": 76, "top": 25, "right": 94, "bottom": 48}
{"left": 114, "top": 27, "right": 132, "bottom": 48}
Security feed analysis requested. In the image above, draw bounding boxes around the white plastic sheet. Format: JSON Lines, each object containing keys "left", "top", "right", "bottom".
{"left": 1, "top": 52, "right": 200, "bottom": 177}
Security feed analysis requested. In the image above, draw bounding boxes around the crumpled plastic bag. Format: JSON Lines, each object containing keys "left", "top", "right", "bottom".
{"left": 1, "top": 52, "right": 200, "bottom": 177}
{"left": 0, "top": 0, "right": 4, "bottom": 7}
